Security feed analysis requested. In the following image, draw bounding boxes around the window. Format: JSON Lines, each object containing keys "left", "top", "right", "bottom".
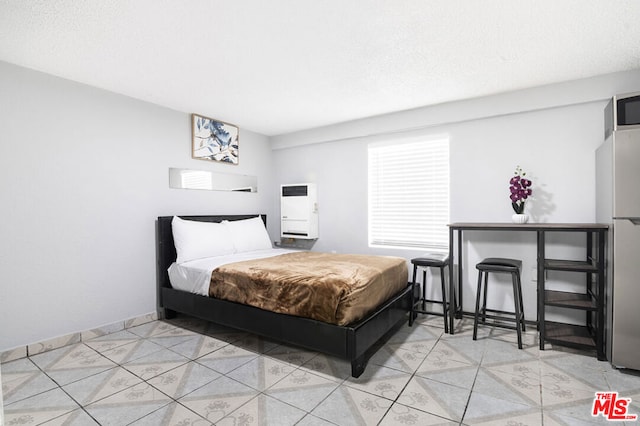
{"left": 368, "top": 136, "right": 449, "bottom": 250}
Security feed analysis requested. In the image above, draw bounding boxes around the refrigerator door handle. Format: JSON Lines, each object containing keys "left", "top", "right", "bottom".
{"left": 629, "top": 219, "right": 640, "bottom": 225}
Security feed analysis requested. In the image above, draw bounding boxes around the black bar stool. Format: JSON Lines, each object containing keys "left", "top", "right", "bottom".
{"left": 473, "top": 258, "right": 526, "bottom": 349}
{"left": 409, "top": 254, "right": 450, "bottom": 333}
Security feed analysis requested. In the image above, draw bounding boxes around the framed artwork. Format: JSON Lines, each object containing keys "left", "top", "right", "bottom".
{"left": 191, "top": 113, "right": 239, "bottom": 165}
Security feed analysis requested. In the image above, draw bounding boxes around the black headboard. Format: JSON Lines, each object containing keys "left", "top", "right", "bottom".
{"left": 156, "top": 215, "right": 267, "bottom": 292}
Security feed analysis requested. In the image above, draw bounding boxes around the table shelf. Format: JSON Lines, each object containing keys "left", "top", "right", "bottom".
{"left": 544, "top": 259, "right": 598, "bottom": 273}
{"left": 544, "top": 290, "right": 597, "bottom": 310}
{"left": 544, "top": 321, "right": 598, "bottom": 353}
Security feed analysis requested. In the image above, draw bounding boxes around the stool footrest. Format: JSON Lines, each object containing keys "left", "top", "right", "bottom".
{"left": 413, "top": 301, "right": 450, "bottom": 317}
{"left": 477, "top": 320, "right": 523, "bottom": 332}
{"left": 413, "top": 298, "right": 446, "bottom": 306}
{"left": 478, "top": 311, "right": 524, "bottom": 324}
{"left": 413, "top": 310, "right": 446, "bottom": 317}
{"left": 481, "top": 307, "right": 523, "bottom": 317}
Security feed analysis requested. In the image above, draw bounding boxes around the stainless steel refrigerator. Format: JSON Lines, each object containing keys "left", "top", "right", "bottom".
{"left": 596, "top": 91, "right": 640, "bottom": 370}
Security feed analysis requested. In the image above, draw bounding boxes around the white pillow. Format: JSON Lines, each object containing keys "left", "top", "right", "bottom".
{"left": 172, "top": 216, "right": 236, "bottom": 263}
{"left": 223, "top": 216, "right": 273, "bottom": 252}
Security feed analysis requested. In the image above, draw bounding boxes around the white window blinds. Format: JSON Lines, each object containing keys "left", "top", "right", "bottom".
{"left": 368, "top": 137, "right": 450, "bottom": 250}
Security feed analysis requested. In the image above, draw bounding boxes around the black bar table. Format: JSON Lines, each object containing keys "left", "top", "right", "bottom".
{"left": 447, "top": 222, "right": 608, "bottom": 359}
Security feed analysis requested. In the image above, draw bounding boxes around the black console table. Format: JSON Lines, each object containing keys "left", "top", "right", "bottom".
{"left": 448, "top": 223, "right": 608, "bottom": 360}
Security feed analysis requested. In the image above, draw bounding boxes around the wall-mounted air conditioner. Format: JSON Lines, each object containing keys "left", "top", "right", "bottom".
{"left": 281, "top": 183, "right": 318, "bottom": 239}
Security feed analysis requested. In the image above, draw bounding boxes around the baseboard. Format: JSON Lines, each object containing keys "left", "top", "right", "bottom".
{"left": 0, "top": 312, "right": 158, "bottom": 363}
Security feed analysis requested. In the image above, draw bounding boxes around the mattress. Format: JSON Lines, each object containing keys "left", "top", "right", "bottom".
{"left": 167, "top": 248, "right": 297, "bottom": 295}
{"left": 209, "top": 251, "right": 408, "bottom": 326}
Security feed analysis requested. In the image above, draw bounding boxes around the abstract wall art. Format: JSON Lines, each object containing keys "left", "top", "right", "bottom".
{"left": 191, "top": 113, "right": 239, "bottom": 164}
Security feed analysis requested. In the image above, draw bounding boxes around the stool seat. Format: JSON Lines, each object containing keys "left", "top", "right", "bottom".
{"left": 476, "top": 258, "right": 522, "bottom": 272}
{"left": 411, "top": 254, "right": 450, "bottom": 268}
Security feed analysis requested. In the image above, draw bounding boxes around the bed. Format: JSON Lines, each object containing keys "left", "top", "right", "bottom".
{"left": 156, "top": 214, "right": 412, "bottom": 377}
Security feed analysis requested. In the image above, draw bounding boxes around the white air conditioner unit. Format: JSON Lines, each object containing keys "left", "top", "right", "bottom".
{"left": 281, "top": 183, "right": 318, "bottom": 239}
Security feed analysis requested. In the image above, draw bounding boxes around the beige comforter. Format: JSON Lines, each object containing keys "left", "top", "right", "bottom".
{"left": 209, "top": 251, "right": 408, "bottom": 326}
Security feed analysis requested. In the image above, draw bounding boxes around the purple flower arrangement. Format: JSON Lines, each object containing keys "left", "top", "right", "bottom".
{"left": 509, "top": 166, "right": 532, "bottom": 214}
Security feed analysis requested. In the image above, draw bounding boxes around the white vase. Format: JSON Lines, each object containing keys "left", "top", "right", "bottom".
{"left": 512, "top": 213, "right": 529, "bottom": 224}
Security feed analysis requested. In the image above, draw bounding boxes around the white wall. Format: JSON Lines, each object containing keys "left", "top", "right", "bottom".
{"left": 0, "top": 61, "right": 275, "bottom": 351}
{"left": 2, "top": 58, "right": 639, "bottom": 351}
{"left": 272, "top": 69, "right": 640, "bottom": 322}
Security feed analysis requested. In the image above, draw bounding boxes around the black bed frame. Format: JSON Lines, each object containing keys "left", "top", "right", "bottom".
{"left": 156, "top": 214, "right": 412, "bottom": 377}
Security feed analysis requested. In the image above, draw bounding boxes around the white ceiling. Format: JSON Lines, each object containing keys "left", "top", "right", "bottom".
{"left": 1, "top": 1, "right": 639, "bottom": 136}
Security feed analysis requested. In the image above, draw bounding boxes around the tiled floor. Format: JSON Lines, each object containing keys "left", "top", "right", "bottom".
{"left": 3, "top": 314, "right": 640, "bottom": 425}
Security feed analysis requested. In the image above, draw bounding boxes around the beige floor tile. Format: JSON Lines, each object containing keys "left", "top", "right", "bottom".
{"left": 369, "top": 344, "right": 431, "bottom": 373}
{"left": 100, "top": 339, "right": 164, "bottom": 365}
{"left": 195, "top": 345, "right": 258, "bottom": 374}
{"left": 129, "top": 401, "right": 212, "bottom": 425}
{"left": 227, "top": 356, "right": 295, "bottom": 391}
{"left": 344, "top": 364, "right": 412, "bottom": 401}
{"left": 217, "top": 394, "right": 306, "bottom": 425}
{"left": 265, "top": 368, "right": 340, "bottom": 412}
{"left": 62, "top": 366, "right": 142, "bottom": 405}
{"left": 147, "top": 362, "right": 221, "bottom": 399}
{"left": 264, "top": 343, "right": 317, "bottom": 367}
{"left": 396, "top": 375, "right": 469, "bottom": 422}
{"left": 168, "top": 334, "right": 229, "bottom": 359}
{"left": 122, "top": 348, "right": 189, "bottom": 380}
{"left": 380, "top": 402, "right": 458, "bottom": 425}
{"left": 29, "top": 343, "right": 116, "bottom": 386}
{"left": 40, "top": 408, "right": 100, "bottom": 425}
{"left": 312, "top": 384, "right": 393, "bottom": 425}
{"left": 84, "top": 382, "right": 171, "bottom": 426}
{"left": 83, "top": 330, "right": 142, "bottom": 353}
{"left": 298, "top": 354, "right": 352, "bottom": 383}
{"left": 4, "top": 387, "right": 80, "bottom": 425}
{"left": 178, "top": 376, "right": 258, "bottom": 423}
{"left": 1, "top": 358, "right": 59, "bottom": 405}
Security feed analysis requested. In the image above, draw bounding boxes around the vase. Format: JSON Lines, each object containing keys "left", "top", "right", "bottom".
{"left": 512, "top": 213, "right": 529, "bottom": 224}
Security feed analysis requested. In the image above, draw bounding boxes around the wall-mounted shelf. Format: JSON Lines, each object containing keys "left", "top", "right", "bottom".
{"left": 275, "top": 238, "right": 317, "bottom": 250}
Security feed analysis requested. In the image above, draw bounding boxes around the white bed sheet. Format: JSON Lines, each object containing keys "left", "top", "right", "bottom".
{"left": 168, "top": 248, "right": 297, "bottom": 295}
